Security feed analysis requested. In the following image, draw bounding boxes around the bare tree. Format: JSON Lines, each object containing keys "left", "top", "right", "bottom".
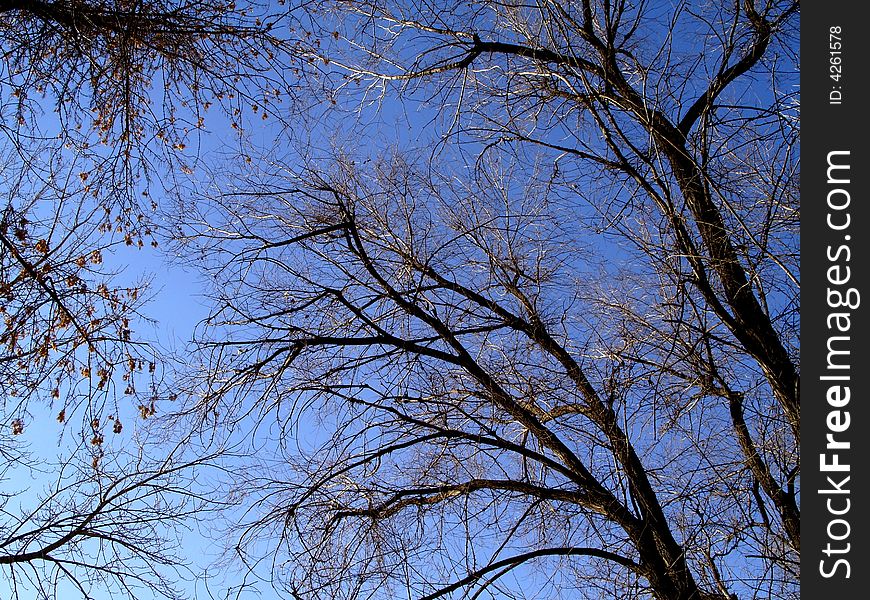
{"left": 0, "top": 2, "right": 294, "bottom": 597}
{"left": 0, "top": 430, "right": 220, "bottom": 599}
{"left": 0, "top": 0, "right": 297, "bottom": 214}
{"left": 0, "top": 0, "right": 299, "bottom": 425}
{"left": 172, "top": 1, "right": 800, "bottom": 599}
{"left": 0, "top": 147, "right": 156, "bottom": 426}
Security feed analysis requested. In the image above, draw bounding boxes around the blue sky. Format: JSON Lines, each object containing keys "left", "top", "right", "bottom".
{"left": 0, "top": 2, "right": 801, "bottom": 598}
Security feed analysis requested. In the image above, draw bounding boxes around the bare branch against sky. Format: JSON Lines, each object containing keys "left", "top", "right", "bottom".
{"left": 2, "top": 2, "right": 799, "bottom": 599}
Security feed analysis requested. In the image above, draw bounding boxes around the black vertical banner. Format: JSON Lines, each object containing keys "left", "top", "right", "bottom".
{"left": 802, "top": 3, "right": 870, "bottom": 597}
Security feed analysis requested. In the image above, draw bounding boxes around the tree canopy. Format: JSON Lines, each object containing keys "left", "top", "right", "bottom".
{"left": 1, "top": 1, "right": 800, "bottom": 599}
